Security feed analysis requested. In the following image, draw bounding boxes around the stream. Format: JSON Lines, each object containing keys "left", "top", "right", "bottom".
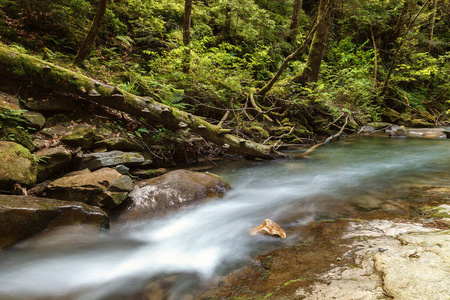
{"left": 0, "top": 136, "right": 449, "bottom": 300}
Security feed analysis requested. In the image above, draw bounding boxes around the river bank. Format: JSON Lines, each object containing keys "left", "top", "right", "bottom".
{"left": 197, "top": 184, "right": 450, "bottom": 300}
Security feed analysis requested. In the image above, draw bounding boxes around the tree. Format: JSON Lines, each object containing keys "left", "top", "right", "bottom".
{"left": 182, "top": 0, "right": 193, "bottom": 73}
{"left": 293, "top": 0, "right": 335, "bottom": 84}
{"left": 287, "top": 0, "right": 303, "bottom": 45}
{"left": 73, "top": 0, "right": 107, "bottom": 67}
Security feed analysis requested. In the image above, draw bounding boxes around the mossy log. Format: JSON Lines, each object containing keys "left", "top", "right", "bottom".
{"left": 0, "top": 45, "right": 288, "bottom": 160}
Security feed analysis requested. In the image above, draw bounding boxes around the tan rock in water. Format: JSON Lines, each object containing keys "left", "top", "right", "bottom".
{"left": 252, "top": 219, "right": 286, "bottom": 239}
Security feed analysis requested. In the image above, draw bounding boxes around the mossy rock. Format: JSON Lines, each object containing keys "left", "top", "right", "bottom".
{"left": 35, "top": 146, "right": 72, "bottom": 182}
{"left": 21, "top": 111, "right": 46, "bottom": 129}
{"left": 0, "top": 141, "right": 37, "bottom": 190}
{"left": 3, "top": 127, "right": 35, "bottom": 151}
{"left": 60, "top": 124, "right": 95, "bottom": 149}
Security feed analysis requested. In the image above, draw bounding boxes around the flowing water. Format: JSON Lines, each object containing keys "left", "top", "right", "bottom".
{"left": 0, "top": 137, "right": 449, "bottom": 299}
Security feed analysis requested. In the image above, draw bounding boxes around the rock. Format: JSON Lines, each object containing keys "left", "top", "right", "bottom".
{"left": 35, "top": 146, "right": 72, "bottom": 182}
{"left": 0, "top": 141, "right": 37, "bottom": 190}
{"left": 75, "top": 150, "right": 153, "bottom": 171}
{"left": 0, "top": 195, "right": 108, "bottom": 249}
{"left": 0, "top": 91, "right": 20, "bottom": 111}
{"left": 21, "top": 110, "right": 46, "bottom": 129}
{"left": 251, "top": 219, "right": 286, "bottom": 239}
{"left": 388, "top": 125, "right": 407, "bottom": 137}
{"left": 23, "top": 95, "right": 75, "bottom": 112}
{"left": 3, "top": 127, "right": 35, "bottom": 150}
{"left": 47, "top": 168, "right": 134, "bottom": 209}
{"left": 94, "top": 137, "right": 145, "bottom": 151}
{"left": 406, "top": 128, "right": 447, "bottom": 139}
{"left": 374, "top": 231, "right": 450, "bottom": 300}
{"left": 60, "top": 124, "right": 95, "bottom": 149}
{"left": 410, "top": 120, "right": 435, "bottom": 128}
{"left": 129, "top": 168, "right": 167, "bottom": 179}
{"left": 125, "top": 170, "right": 230, "bottom": 215}
{"left": 115, "top": 164, "right": 130, "bottom": 175}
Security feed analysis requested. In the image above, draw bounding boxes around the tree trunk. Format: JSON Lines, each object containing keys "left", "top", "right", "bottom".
{"left": 223, "top": 1, "right": 232, "bottom": 41}
{"left": 73, "top": 0, "right": 107, "bottom": 67}
{"left": 293, "top": 0, "right": 334, "bottom": 84}
{"left": 428, "top": 0, "right": 438, "bottom": 53}
{"left": 0, "top": 45, "right": 287, "bottom": 160}
{"left": 287, "top": 0, "right": 303, "bottom": 45}
{"left": 182, "top": 0, "right": 193, "bottom": 73}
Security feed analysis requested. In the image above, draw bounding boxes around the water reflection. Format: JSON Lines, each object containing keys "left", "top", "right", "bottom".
{"left": 0, "top": 137, "right": 449, "bottom": 299}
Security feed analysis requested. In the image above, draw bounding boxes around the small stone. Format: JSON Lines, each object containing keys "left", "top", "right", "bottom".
{"left": 251, "top": 219, "right": 286, "bottom": 239}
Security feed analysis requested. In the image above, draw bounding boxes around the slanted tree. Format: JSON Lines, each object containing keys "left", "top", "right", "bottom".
{"left": 293, "top": 0, "right": 335, "bottom": 84}
{"left": 73, "top": 0, "right": 107, "bottom": 67}
{"left": 287, "top": 0, "right": 303, "bottom": 45}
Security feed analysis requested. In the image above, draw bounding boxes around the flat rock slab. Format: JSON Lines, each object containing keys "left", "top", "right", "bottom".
{"left": 296, "top": 220, "right": 449, "bottom": 300}
{"left": 406, "top": 128, "right": 449, "bottom": 138}
{"left": 75, "top": 150, "right": 153, "bottom": 171}
{"left": 0, "top": 195, "right": 108, "bottom": 249}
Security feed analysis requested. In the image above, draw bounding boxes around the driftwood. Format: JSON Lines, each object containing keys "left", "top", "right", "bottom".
{"left": 0, "top": 45, "right": 288, "bottom": 160}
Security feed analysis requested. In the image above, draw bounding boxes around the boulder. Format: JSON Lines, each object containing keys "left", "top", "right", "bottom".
{"left": 60, "top": 124, "right": 95, "bottom": 149}
{"left": 46, "top": 168, "right": 134, "bottom": 209}
{"left": 21, "top": 110, "right": 46, "bottom": 129}
{"left": 125, "top": 170, "right": 230, "bottom": 216}
{"left": 35, "top": 146, "right": 72, "bottom": 182}
{"left": 251, "top": 219, "right": 286, "bottom": 239}
{"left": 0, "top": 195, "right": 108, "bottom": 249}
{"left": 388, "top": 125, "right": 407, "bottom": 137}
{"left": 0, "top": 141, "right": 37, "bottom": 190}
{"left": 75, "top": 150, "right": 153, "bottom": 171}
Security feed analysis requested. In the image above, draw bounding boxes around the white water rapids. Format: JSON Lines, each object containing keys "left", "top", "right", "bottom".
{"left": 0, "top": 137, "right": 449, "bottom": 299}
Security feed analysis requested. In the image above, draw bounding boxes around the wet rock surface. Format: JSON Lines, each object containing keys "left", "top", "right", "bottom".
{"left": 0, "top": 195, "right": 108, "bottom": 249}
{"left": 119, "top": 170, "right": 230, "bottom": 221}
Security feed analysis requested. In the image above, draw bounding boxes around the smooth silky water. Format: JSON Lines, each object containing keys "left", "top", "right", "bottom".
{"left": 0, "top": 137, "right": 449, "bottom": 299}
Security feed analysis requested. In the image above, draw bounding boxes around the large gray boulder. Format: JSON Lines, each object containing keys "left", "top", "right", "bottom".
{"left": 46, "top": 168, "right": 134, "bottom": 209}
{"left": 0, "top": 195, "right": 108, "bottom": 249}
{"left": 75, "top": 150, "right": 153, "bottom": 171}
{"left": 0, "top": 141, "right": 37, "bottom": 190}
{"left": 124, "top": 170, "right": 230, "bottom": 218}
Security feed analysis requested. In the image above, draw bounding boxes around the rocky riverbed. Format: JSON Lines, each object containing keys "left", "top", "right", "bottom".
{"left": 197, "top": 186, "right": 450, "bottom": 300}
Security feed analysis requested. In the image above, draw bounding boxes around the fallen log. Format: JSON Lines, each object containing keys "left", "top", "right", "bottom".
{"left": 0, "top": 45, "right": 288, "bottom": 160}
